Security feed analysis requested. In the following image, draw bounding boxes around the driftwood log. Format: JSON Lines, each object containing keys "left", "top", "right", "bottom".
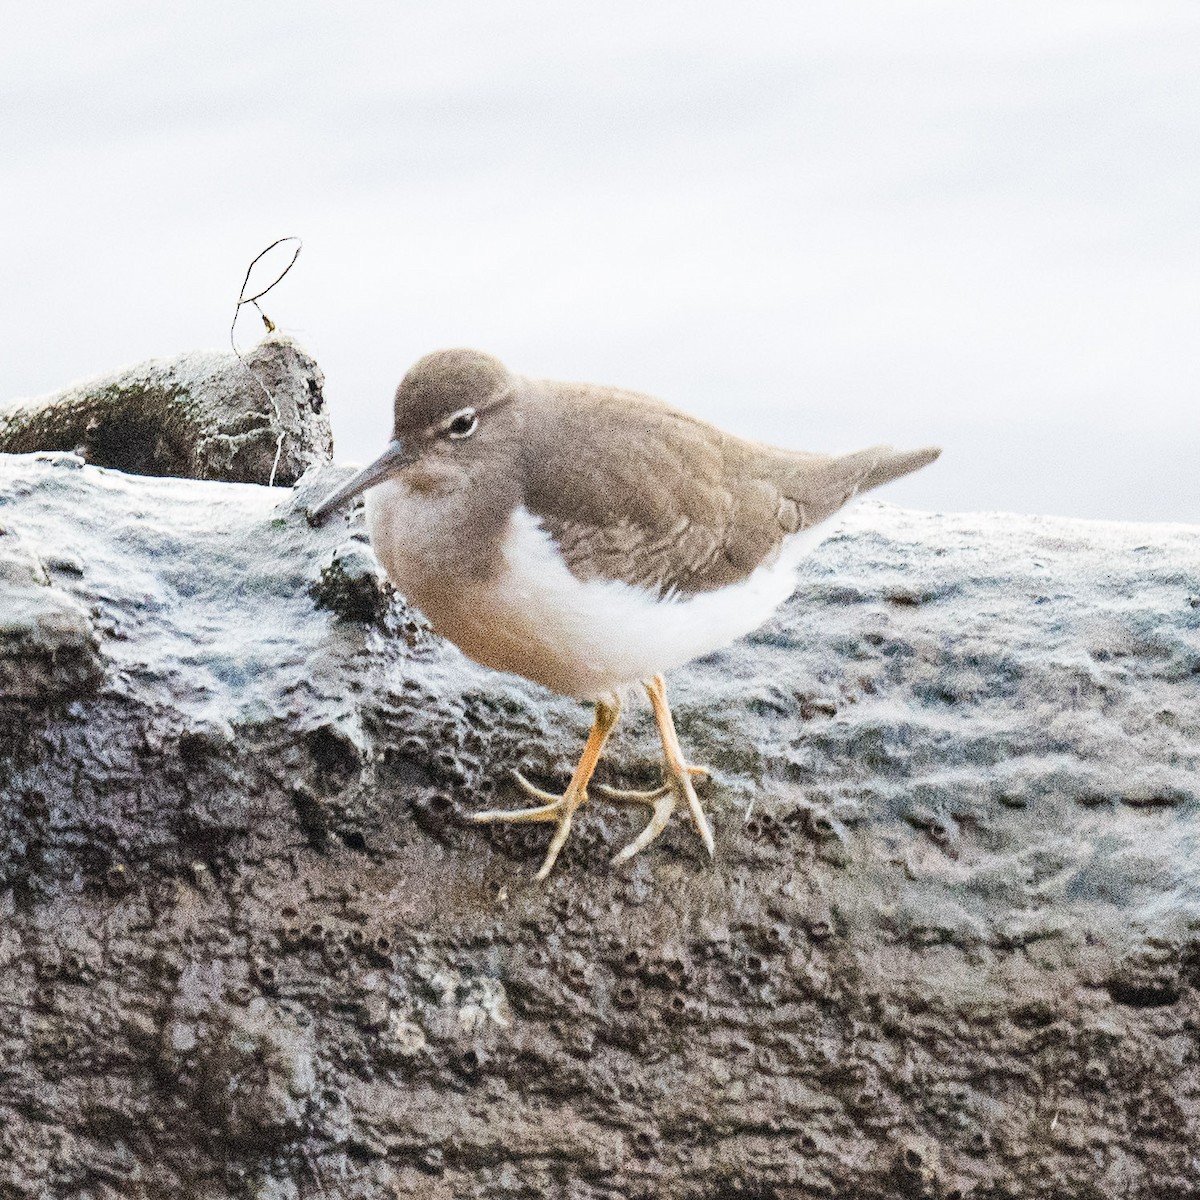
{"left": 0, "top": 344, "right": 1198, "bottom": 1200}
{"left": 0, "top": 336, "right": 330, "bottom": 487}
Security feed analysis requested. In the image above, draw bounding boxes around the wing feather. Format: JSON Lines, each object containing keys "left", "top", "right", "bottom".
{"left": 519, "top": 377, "right": 938, "bottom": 597}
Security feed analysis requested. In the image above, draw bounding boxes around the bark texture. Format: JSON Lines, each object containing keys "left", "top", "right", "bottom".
{"left": 0, "top": 364, "right": 1198, "bottom": 1199}
{"left": 0, "top": 337, "right": 331, "bottom": 486}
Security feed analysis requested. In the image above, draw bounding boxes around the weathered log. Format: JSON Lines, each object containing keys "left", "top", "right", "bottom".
{"left": 0, "top": 336, "right": 331, "bottom": 486}
{"left": 0, "top": 368, "right": 1198, "bottom": 1199}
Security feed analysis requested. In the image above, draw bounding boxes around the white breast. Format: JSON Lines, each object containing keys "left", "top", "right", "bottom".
{"left": 368, "top": 484, "right": 839, "bottom": 700}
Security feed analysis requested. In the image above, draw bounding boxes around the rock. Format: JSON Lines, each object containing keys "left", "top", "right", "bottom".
{"left": 0, "top": 336, "right": 332, "bottom": 486}
{"left": 0, "top": 441, "right": 1198, "bottom": 1199}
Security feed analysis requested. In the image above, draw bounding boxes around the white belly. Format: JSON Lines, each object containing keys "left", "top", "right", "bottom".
{"left": 368, "top": 487, "right": 837, "bottom": 699}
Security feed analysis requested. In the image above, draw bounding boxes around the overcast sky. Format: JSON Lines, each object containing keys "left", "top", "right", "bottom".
{"left": 2, "top": 1, "right": 1197, "bottom": 522}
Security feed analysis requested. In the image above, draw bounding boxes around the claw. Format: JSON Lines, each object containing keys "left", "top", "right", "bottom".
{"left": 595, "top": 763, "right": 709, "bottom": 804}
{"left": 594, "top": 782, "right": 671, "bottom": 803}
{"left": 467, "top": 676, "right": 717, "bottom": 879}
{"left": 472, "top": 786, "right": 584, "bottom": 880}
{"left": 472, "top": 801, "right": 560, "bottom": 825}
{"left": 470, "top": 696, "right": 622, "bottom": 881}
{"left": 611, "top": 673, "right": 717, "bottom": 865}
{"left": 612, "top": 788, "right": 676, "bottom": 863}
{"left": 607, "top": 759, "right": 715, "bottom": 866}
{"left": 510, "top": 769, "right": 563, "bottom": 806}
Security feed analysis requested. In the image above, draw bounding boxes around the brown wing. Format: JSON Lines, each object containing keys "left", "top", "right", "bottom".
{"left": 519, "top": 377, "right": 939, "bottom": 597}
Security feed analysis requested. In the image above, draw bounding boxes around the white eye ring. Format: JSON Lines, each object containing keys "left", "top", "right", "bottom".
{"left": 445, "top": 407, "right": 479, "bottom": 439}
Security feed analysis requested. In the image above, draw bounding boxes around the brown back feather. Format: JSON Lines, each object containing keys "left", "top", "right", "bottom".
{"left": 519, "top": 376, "right": 939, "bottom": 597}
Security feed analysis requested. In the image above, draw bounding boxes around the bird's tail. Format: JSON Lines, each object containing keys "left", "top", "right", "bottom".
{"left": 856, "top": 445, "right": 942, "bottom": 492}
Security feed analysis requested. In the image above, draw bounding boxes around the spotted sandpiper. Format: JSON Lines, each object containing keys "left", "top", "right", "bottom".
{"left": 309, "top": 350, "right": 939, "bottom": 880}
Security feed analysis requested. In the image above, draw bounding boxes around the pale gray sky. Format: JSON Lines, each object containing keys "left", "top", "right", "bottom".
{"left": 2, "top": 1, "right": 1197, "bottom": 521}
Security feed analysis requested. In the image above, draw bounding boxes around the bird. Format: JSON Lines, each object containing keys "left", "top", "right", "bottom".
{"left": 309, "top": 349, "right": 939, "bottom": 881}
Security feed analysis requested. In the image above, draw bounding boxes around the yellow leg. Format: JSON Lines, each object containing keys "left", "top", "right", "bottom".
{"left": 598, "top": 674, "right": 716, "bottom": 864}
{"left": 472, "top": 694, "right": 622, "bottom": 881}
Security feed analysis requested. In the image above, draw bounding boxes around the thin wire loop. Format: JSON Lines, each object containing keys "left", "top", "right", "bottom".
{"left": 229, "top": 236, "right": 303, "bottom": 487}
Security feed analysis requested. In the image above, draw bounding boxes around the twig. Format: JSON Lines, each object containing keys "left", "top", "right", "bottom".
{"left": 229, "top": 237, "right": 303, "bottom": 487}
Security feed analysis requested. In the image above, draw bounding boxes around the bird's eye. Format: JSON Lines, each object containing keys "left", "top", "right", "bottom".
{"left": 445, "top": 408, "right": 478, "bottom": 439}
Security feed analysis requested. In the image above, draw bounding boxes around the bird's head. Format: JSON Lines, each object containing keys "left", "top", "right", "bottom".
{"left": 308, "top": 348, "right": 519, "bottom": 523}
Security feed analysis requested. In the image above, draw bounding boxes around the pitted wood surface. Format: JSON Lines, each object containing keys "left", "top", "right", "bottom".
{"left": 0, "top": 356, "right": 1197, "bottom": 1200}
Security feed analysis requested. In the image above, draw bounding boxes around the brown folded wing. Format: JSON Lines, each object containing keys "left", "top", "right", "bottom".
{"left": 519, "top": 378, "right": 940, "bottom": 598}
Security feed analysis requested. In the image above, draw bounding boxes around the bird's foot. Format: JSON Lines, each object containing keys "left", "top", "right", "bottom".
{"left": 471, "top": 771, "right": 588, "bottom": 882}
{"left": 596, "top": 763, "right": 715, "bottom": 864}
